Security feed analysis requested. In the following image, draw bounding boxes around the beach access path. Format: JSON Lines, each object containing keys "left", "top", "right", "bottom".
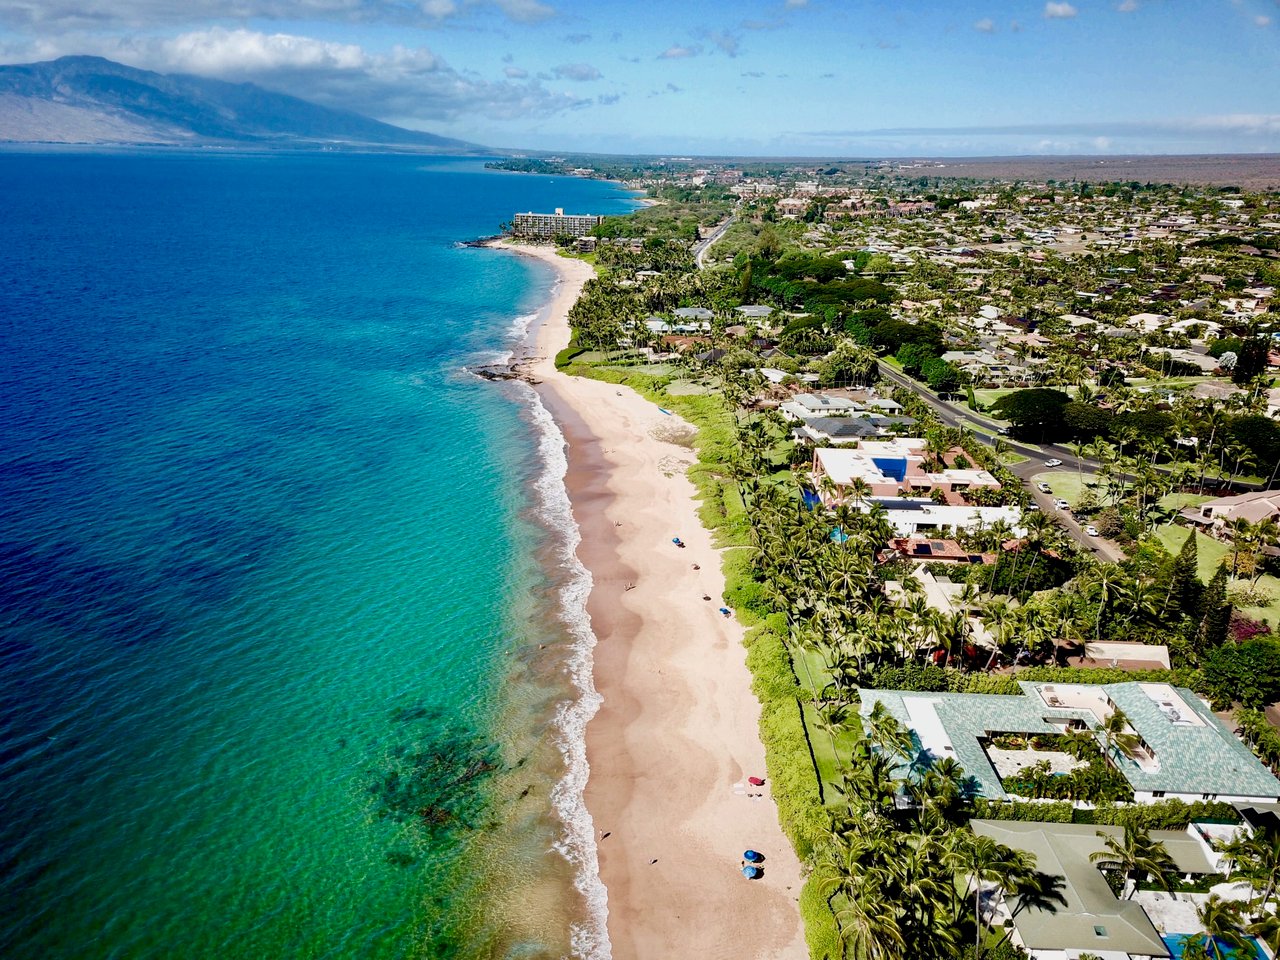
{"left": 507, "top": 242, "right": 808, "bottom": 960}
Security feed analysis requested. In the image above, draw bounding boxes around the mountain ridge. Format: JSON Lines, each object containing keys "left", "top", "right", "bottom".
{"left": 0, "top": 56, "right": 485, "bottom": 151}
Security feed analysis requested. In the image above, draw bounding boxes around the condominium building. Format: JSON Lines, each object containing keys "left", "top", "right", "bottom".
{"left": 511, "top": 208, "right": 604, "bottom": 239}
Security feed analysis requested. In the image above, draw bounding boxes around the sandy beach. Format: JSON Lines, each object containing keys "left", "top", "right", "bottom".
{"left": 501, "top": 241, "right": 808, "bottom": 960}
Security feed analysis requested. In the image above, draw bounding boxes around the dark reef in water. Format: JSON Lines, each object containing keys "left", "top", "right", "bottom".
{"left": 365, "top": 710, "right": 501, "bottom": 851}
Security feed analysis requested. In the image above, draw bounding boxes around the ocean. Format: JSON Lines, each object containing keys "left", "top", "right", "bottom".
{"left": 0, "top": 151, "right": 636, "bottom": 959}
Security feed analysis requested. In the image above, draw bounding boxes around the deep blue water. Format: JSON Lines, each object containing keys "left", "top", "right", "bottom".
{"left": 0, "top": 151, "right": 635, "bottom": 959}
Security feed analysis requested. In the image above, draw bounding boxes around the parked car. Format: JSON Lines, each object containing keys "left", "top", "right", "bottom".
{"left": 1085, "top": 525, "right": 1100, "bottom": 537}
{"left": 1044, "top": 458, "right": 1063, "bottom": 468}
{"left": 1036, "top": 482, "right": 1052, "bottom": 493}
{"left": 1053, "top": 499, "right": 1070, "bottom": 510}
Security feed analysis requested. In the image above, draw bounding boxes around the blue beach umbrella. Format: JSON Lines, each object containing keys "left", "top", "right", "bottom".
{"left": 741, "top": 865, "right": 762, "bottom": 879}
{"left": 744, "top": 850, "right": 764, "bottom": 863}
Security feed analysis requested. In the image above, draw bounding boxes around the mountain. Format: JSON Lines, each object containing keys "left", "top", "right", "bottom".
{"left": 0, "top": 56, "right": 483, "bottom": 151}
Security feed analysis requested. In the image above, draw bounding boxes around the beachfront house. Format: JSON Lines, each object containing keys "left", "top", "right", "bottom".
{"left": 859, "top": 681, "right": 1280, "bottom": 804}
{"left": 875, "top": 501, "right": 1024, "bottom": 538}
{"left": 972, "top": 820, "right": 1225, "bottom": 960}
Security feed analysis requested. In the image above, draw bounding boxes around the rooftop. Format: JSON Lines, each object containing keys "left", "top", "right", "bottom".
{"left": 860, "top": 681, "right": 1280, "bottom": 801}
{"left": 971, "top": 820, "right": 1169, "bottom": 957}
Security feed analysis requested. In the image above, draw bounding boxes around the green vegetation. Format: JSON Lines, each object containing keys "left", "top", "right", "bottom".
{"left": 543, "top": 162, "right": 1280, "bottom": 960}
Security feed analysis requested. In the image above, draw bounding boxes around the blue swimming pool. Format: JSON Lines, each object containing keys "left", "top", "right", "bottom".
{"left": 871, "top": 456, "right": 908, "bottom": 482}
{"left": 1163, "top": 934, "right": 1268, "bottom": 960}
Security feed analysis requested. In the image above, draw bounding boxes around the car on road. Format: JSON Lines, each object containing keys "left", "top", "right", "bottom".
{"left": 1053, "top": 499, "right": 1070, "bottom": 511}
{"left": 1036, "top": 482, "right": 1052, "bottom": 493}
{"left": 1044, "top": 458, "right": 1063, "bottom": 468}
{"left": 1085, "top": 525, "right": 1100, "bottom": 537}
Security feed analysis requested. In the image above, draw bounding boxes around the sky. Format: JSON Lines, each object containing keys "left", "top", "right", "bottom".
{"left": 1, "top": 0, "right": 1278, "bottom": 156}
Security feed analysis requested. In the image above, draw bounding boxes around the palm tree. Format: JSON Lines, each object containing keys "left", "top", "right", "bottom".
{"left": 949, "top": 831, "right": 1038, "bottom": 956}
{"left": 1098, "top": 707, "right": 1143, "bottom": 766}
{"left": 1196, "top": 894, "right": 1252, "bottom": 960}
{"left": 1089, "top": 828, "right": 1176, "bottom": 899}
{"left": 816, "top": 699, "right": 855, "bottom": 771}
{"left": 867, "top": 700, "right": 914, "bottom": 763}
{"left": 820, "top": 838, "right": 907, "bottom": 960}
{"left": 1219, "top": 828, "right": 1280, "bottom": 915}
{"left": 1082, "top": 564, "right": 1124, "bottom": 642}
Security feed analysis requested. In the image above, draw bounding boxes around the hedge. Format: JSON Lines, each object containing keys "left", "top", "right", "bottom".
{"left": 1238, "top": 708, "right": 1280, "bottom": 773}
{"left": 973, "top": 798, "right": 1239, "bottom": 829}
{"left": 748, "top": 626, "right": 829, "bottom": 857}
{"left": 800, "top": 868, "right": 842, "bottom": 960}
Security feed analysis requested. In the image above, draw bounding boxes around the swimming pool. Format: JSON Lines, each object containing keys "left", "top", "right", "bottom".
{"left": 1163, "top": 934, "right": 1268, "bottom": 960}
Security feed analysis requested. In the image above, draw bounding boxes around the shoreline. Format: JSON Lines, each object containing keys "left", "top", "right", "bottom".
{"left": 493, "top": 239, "right": 807, "bottom": 959}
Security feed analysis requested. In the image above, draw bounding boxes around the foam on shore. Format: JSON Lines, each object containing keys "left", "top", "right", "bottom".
{"left": 518, "top": 379, "right": 611, "bottom": 960}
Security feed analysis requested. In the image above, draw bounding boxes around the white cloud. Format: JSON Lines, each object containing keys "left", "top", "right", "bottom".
{"left": 162, "top": 28, "right": 370, "bottom": 74}
{"left": 1255, "top": 14, "right": 1272, "bottom": 27}
{"left": 1043, "top": 2, "right": 1078, "bottom": 18}
{"left": 552, "top": 62, "right": 600, "bottom": 81}
{"left": 0, "top": 0, "right": 550, "bottom": 29}
{"left": 1117, "top": 0, "right": 1138, "bottom": 11}
{"left": 784, "top": 0, "right": 807, "bottom": 7}
{"left": 657, "top": 44, "right": 701, "bottom": 59}
{"left": 704, "top": 29, "right": 740, "bottom": 56}
{"left": 9, "top": 27, "right": 593, "bottom": 124}
{"left": 974, "top": 17, "right": 996, "bottom": 32}
{"left": 488, "top": 0, "right": 554, "bottom": 23}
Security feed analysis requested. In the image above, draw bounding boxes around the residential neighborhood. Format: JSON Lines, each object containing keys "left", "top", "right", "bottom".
{"left": 496, "top": 152, "right": 1280, "bottom": 960}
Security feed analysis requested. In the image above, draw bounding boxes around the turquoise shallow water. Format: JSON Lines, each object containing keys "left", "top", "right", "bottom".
{"left": 0, "top": 151, "right": 635, "bottom": 959}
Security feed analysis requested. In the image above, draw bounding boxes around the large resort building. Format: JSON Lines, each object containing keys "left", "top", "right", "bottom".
{"left": 511, "top": 208, "right": 604, "bottom": 239}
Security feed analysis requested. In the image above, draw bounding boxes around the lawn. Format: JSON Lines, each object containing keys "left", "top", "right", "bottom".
{"left": 1032, "top": 469, "right": 1106, "bottom": 508}
{"left": 1127, "top": 376, "right": 1228, "bottom": 391}
{"left": 794, "top": 647, "right": 830, "bottom": 699}
{"left": 972, "top": 385, "right": 1078, "bottom": 409}
{"left": 800, "top": 700, "right": 865, "bottom": 806}
{"left": 961, "top": 420, "right": 1000, "bottom": 439}
{"left": 1159, "top": 491, "right": 1214, "bottom": 512}
{"left": 972, "top": 388, "right": 1019, "bottom": 408}
{"left": 1153, "top": 524, "right": 1280, "bottom": 624}
{"left": 666, "top": 379, "right": 711, "bottom": 395}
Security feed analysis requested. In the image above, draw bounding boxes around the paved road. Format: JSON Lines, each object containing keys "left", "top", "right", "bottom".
{"left": 1025, "top": 474, "right": 1127, "bottom": 563}
{"left": 876, "top": 362, "right": 1097, "bottom": 477}
{"left": 693, "top": 215, "right": 735, "bottom": 269}
{"left": 876, "top": 361, "right": 1127, "bottom": 559}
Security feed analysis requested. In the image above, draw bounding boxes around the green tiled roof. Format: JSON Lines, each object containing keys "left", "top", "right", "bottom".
{"left": 859, "top": 681, "right": 1280, "bottom": 801}
{"left": 1102, "top": 683, "right": 1280, "bottom": 799}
